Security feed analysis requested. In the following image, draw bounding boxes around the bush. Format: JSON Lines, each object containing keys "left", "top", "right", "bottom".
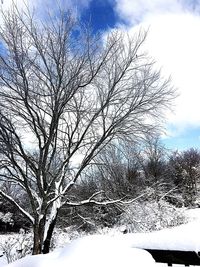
{"left": 58, "top": 203, "right": 122, "bottom": 233}
{"left": 0, "top": 230, "right": 32, "bottom": 263}
{"left": 117, "top": 200, "right": 187, "bottom": 233}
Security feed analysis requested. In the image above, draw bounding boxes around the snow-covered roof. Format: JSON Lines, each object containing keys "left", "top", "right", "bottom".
{"left": 123, "top": 221, "right": 200, "bottom": 252}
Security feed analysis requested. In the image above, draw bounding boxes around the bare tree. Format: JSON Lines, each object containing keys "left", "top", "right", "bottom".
{"left": 169, "top": 148, "right": 200, "bottom": 205}
{"left": 142, "top": 135, "right": 168, "bottom": 183}
{"left": 91, "top": 142, "right": 143, "bottom": 199}
{"left": 0, "top": 4, "right": 175, "bottom": 254}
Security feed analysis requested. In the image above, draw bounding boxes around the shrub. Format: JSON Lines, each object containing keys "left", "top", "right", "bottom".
{"left": 117, "top": 200, "right": 187, "bottom": 233}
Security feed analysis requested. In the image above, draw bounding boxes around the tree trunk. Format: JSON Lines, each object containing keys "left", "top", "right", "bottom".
{"left": 33, "top": 225, "right": 43, "bottom": 254}
{"left": 42, "top": 213, "right": 58, "bottom": 254}
{"left": 32, "top": 217, "right": 46, "bottom": 255}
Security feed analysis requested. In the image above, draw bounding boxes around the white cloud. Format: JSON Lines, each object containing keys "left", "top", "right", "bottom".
{"left": 115, "top": 0, "right": 183, "bottom": 24}
{"left": 0, "top": 0, "right": 92, "bottom": 19}
{"left": 115, "top": 0, "right": 200, "bottom": 24}
{"left": 114, "top": 0, "right": 200, "bottom": 135}
{"left": 144, "top": 13, "right": 200, "bottom": 126}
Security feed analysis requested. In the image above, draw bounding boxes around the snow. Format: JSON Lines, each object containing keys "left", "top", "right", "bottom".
{"left": 0, "top": 256, "right": 7, "bottom": 267}
{"left": 3, "top": 235, "right": 156, "bottom": 267}
{"left": 122, "top": 221, "right": 200, "bottom": 252}
{"left": 1, "top": 208, "right": 200, "bottom": 267}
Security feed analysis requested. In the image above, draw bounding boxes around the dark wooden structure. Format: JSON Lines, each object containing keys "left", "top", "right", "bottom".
{"left": 145, "top": 249, "right": 200, "bottom": 266}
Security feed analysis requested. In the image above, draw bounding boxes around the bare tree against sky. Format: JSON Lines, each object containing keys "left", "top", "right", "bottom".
{"left": 0, "top": 4, "right": 175, "bottom": 254}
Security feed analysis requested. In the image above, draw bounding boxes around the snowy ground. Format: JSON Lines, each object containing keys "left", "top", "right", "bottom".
{"left": 0, "top": 208, "right": 200, "bottom": 267}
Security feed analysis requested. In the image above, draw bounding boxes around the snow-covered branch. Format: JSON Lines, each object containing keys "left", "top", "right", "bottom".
{"left": 64, "top": 189, "right": 152, "bottom": 207}
{"left": 0, "top": 189, "right": 34, "bottom": 223}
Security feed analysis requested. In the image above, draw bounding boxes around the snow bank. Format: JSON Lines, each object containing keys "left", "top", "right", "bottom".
{"left": 4, "top": 235, "right": 156, "bottom": 267}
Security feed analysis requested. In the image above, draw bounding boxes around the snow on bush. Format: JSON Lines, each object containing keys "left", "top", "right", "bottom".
{"left": 0, "top": 212, "right": 13, "bottom": 225}
{"left": 50, "top": 228, "right": 74, "bottom": 250}
{"left": 0, "top": 231, "right": 32, "bottom": 263}
{"left": 118, "top": 200, "right": 187, "bottom": 233}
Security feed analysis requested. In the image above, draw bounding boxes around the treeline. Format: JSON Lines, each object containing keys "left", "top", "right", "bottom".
{"left": 74, "top": 137, "right": 200, "bottom": 207}
{"left": 1, "top": 137, "right": 200, "bottom": 233}
{"left": 60, "top": 137, "right": 200, "bottom": 231}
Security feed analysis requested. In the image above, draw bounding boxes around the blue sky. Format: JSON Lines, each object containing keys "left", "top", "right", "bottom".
{"left": 164, "top": 125, "right": 200, "bottom": 151}
{"left": 81, "top": 0, "right": 118, "bottom": 32}
{"left": 2, "top": 0, "right": 200, "bottom": 151}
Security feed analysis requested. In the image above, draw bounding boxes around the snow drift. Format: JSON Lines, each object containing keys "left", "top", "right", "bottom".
{"left": 4, "top": 235, "right": 156, "bottom": 267}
